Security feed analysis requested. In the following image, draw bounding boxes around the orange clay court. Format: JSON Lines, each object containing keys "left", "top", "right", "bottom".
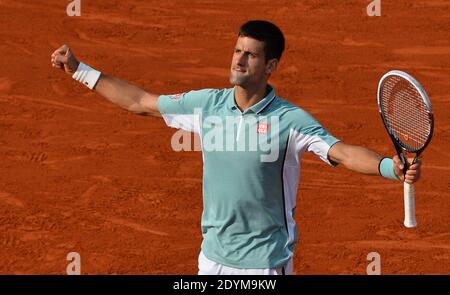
{"left": 0, "top": 0, "right": 449, "bottom": 274}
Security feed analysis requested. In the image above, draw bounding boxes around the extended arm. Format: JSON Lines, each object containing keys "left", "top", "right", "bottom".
{"left": 328, "top": 142, "right": 421, "bottom": 184}
{"left": 51, "top": 44, "right": 160, "bottom": 117}
{"left": 94, "top": 75, "right": 160, "bottom": 116}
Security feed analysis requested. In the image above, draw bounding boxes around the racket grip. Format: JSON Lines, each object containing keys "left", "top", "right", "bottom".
{"left": 403, "top": 182, "right": 417, "bottom": 228}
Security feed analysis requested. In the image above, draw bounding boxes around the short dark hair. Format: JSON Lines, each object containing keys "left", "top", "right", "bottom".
{"left": 238, "top": 20, "right": 285, "bottom": 62}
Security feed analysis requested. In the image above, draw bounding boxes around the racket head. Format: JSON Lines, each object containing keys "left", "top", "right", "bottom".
{"left": 377, "top": 70, "right": 434, "bottom": 154}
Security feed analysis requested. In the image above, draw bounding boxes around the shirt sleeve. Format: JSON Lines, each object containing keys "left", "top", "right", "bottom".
{"left": 157, "top": 89, "right": 215, "bottom": 133}
{"left": 293, "top": 109, "right": 341, "bottom": 166}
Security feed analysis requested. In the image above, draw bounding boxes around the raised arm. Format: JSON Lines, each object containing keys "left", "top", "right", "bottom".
{"left": 50, "top": 45, "right": 160, "bottom": 117}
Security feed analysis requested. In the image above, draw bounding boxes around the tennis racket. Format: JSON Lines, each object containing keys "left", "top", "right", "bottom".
{"left": 377, "top": 70, "right": 434, "bottom": 228}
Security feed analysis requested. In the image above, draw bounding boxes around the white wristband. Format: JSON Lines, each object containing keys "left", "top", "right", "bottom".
{"left": 72, "top": 62, "right": 102, "bottom": 90}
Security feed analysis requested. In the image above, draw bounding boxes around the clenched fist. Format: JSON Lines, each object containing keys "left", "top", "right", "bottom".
{"left": 51, "top": 44, "right": 80, "bottom": 74}
{"left": 393, "top": 155, "right": 422, "bottom": 184}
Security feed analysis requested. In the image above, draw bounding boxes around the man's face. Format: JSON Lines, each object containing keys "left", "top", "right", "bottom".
{"left": 230, "top": 36, "right": 275, "bottom": 87}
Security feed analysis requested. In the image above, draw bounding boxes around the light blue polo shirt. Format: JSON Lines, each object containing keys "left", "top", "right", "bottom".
{"left": 158, "top": 86, "right": 340, "bottom": 269}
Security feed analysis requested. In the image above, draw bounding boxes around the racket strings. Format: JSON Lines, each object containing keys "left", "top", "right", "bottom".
{"left": 380, "top": 76, "right": 431, "bottom": 151}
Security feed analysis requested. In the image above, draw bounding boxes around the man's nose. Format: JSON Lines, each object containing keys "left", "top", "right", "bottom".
{"left": 236, "top": 52, "right": 246, "bottom": 66}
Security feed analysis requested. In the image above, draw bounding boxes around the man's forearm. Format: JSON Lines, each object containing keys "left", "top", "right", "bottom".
{"left": 342, "top": 145, "right": 382, "bottom": 174}
{"left": 329, "top": 142, "right": 383, "bottom": 175}
{"left": 94, "top": 74, "right": 160, "bottom": 116}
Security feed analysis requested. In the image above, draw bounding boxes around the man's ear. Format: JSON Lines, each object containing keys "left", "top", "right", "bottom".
{"left": 265, "top": 59, "right": 279, "bottom": 75}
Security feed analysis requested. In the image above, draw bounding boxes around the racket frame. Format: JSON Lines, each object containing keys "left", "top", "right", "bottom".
{"left": 377, "top": 70, "right": 434, "bottom": 157}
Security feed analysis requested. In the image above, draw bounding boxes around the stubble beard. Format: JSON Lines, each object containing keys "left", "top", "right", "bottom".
{"left": 229, "top": 70, "right": 248, "bottom": 86}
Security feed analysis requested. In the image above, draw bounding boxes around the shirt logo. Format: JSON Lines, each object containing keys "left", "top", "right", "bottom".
{"left": 170, "top": 93, "right": 184, "bottom": 100}
{"left": 257, "top": 122, "right": 269, "bottom": 134}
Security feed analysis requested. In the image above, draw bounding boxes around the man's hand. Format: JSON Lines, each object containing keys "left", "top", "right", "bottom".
{"left": 393, "top": 155, "right": 422, "bottom": 184}
{"left": 51, "top": 44, "right": 80, "bottom": 74}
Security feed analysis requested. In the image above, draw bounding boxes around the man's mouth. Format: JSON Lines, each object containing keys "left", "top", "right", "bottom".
{"left": 233, "top": 67, "right": 246, "bottom": 73}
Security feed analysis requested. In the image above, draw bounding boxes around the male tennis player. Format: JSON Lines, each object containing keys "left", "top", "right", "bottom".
{"left": 51, "top": 20, "right": 421, "bottom": 275}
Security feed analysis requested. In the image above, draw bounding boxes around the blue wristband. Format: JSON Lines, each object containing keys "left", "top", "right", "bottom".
{"left": 379, "top": 158, "right": 400, "bottom": 181}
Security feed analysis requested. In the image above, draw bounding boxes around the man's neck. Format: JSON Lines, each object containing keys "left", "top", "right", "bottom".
{"left": 234, "top": 83, "right": 269, "bottom": 112}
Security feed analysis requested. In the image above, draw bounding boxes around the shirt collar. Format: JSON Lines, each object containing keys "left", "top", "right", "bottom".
{"left": 228, "top": 85, "right": 277, "bottom": 114}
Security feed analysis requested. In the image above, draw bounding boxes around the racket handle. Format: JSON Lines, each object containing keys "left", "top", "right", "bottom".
{"left": 403, "top": 182, "right": 417, "bottom": 228}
